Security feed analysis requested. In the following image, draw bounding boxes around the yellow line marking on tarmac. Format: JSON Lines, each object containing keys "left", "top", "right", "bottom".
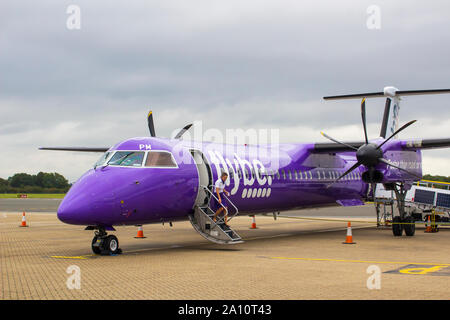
{"left": 277, "top": 215, "right": 377, "bottom": 224}
{"left": 50, "top": 255, "right": 93, "bottom": 260}
{"left": 270, "top": 256, "right": 450, "bottom": 266}
{"left": 277, "top": 215, "right": 450, "bottom": 225}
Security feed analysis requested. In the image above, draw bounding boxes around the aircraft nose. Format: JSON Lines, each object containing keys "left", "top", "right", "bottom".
{"left": 57, "top": 192, "right": 93, "bottom": 225}
{"left": 56, "top": 169, "right": 118, "bottom": 226}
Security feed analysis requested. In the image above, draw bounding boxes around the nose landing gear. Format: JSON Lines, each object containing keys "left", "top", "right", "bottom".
{"left": 91, "top": 227, "right": 122, "bottom": 255}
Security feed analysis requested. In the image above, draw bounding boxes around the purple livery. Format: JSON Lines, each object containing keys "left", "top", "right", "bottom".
{"left": 40, "top": 87, "right": 450, "bottom": 254}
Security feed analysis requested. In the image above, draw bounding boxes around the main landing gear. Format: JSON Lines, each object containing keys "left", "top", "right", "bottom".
{"left": 386, "top": 183, "right": 415, "bottom": 237}
{"left": 90, "top": 227, "right": 122, "bottom": 255}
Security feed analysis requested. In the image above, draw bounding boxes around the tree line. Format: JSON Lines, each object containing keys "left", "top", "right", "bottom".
{"left": 422, "top": 174, "right": 450, "bottom": 183}
{"left": 0, "top": 172, "right": 71, "bottom": 194}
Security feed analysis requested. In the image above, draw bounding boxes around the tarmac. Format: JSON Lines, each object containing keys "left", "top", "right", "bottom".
{"left": 1, "top": 202, "right": 450, "bottom": 300}
{"left": 0, "top": 198, "right": 61, "bottom": 213}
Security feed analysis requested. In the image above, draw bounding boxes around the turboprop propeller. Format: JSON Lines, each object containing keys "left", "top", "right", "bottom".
{"left": 147, "top": 110, "right": 192, "bottom": 139}
{"left": 321, "top": 98, "right": 420, "bottom": 187}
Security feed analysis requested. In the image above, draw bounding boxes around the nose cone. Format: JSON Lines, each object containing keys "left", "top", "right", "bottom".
{"left": 57, "top": 168, "right": 119, "bottom": 226}
{"left": 57, "top": 192, "right": 93, "bottom": 225}
{"left": 57, "top": 169, "right": 104, "bottom": 225}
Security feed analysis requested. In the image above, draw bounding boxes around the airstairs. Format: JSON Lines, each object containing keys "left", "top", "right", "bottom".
{"left": 189, "top": 186, "right": 243, "bottom": 244}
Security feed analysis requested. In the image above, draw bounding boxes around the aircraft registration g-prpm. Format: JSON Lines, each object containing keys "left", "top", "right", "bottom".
{"left": 41, "top": 86, "right": 450, "bottom": 255}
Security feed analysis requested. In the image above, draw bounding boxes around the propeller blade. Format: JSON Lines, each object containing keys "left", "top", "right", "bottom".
{"left": 320, "top": 132, "right": 358, "bottom": 151}
{"left": 376, "top": 120, "right": 417, "bottom": 150}
{"left": 327, "top": 161, "right": 362, "bottom": 188}
{"left": 174, "top": 123, "right": 193, "bottom": 139}
{"left": 39, "top": 147, "right": 109, "bottom": 152}
{"left": 361, "top": 98, "right": 369, "bottom": 144}
{"left": 147, "top": 111, "right": 156, "bottom": 137}
{"left": 378, "top": 158, "right": 421, "bottom": 179}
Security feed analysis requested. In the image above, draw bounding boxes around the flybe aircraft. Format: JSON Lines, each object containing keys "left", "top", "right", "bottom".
{"left": 41, "top": 86, "right": 450, "bottom": 255}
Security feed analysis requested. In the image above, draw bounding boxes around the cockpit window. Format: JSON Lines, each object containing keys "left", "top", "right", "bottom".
{"left": 145, "top": 151, "right": 177, "bottom": 168}
{"left": 94, "top": 152, "right": 111, "bottom": 168}
{"left": 108, "top": 151, "right": 145, "bottom": 167}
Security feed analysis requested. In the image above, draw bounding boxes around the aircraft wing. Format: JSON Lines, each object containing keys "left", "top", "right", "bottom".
{"left": 313, "top": 138, "right": 450, "bottom": 153}
{"left": 313, "top": 141, "right": 364, "bottom": 152}
{"left": 403, "top": 138, "right": 450, "bottom": 150}
{"left": 39, "top": 147, "right": 110, "bottom": 152}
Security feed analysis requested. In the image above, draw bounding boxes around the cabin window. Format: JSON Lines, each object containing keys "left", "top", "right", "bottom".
{"left": 309, "top": 171, "right": 313, "bottom": 180}
{"left": 294, "top": 170, "right": 298, "bottom": 180}
{"left": 276, "top": 171, "right": 280, "bottom": 180}
{"left": 288, "top": 170, "right": 292, "bottom": 180}
{"left": 108, "top": 151, "right": 145, "bottom": 167}
{"left": 282, "top": 170, "right": 286, "bottom": 180}
{"left": 299, "top": 171, "right": 302, "bottom": 180}
{"left": 144, "top": 151, "right": 177, "bottom": 168}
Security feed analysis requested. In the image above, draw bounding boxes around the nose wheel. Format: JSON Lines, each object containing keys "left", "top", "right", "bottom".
{"left": 91, "top": 228, "right": 122, "bottom": 255}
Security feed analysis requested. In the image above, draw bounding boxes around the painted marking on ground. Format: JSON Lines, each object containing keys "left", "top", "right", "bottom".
{"left": 277, "top": 215, "right": 377, "bottom": 224}
{"left": 268, "top": 256, "right": 450, "bottom": 266}
{"left": 246, "top": 225, "right": 372, "bottom": 241}
{"left": 385, "top": 264, "right": 450, "bottom": 276}
{"left": 50, "top": 255, "right": 93, "bottom": 260}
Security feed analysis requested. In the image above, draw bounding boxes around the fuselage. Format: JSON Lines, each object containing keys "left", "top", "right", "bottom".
{"left": 57, "top": 136, "right": 422, "bottom": 229}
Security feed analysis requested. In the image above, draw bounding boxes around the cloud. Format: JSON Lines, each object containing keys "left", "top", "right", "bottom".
{"left": 1, "top": 0, "right": 450, "bottom": 181}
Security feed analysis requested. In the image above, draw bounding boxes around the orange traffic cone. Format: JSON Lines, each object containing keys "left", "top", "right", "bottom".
{"left": 343, "top": 222, "right": 355, "bottom": 244}
{"left": 134, "top": 225, "right": 146, "bottom": 238}
{"left": 425, "top": 215, "right": 432, "bottom": 233}
{"left": 250, "top": 215, "right": 257, "bottom": 229}
{"left": 19, "top": 211, "right": 28, "bottom": 227}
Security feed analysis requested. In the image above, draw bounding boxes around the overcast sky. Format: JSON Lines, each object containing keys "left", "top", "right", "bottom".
{"left": 1, "top": 0, "right": 450, "bottom": 182}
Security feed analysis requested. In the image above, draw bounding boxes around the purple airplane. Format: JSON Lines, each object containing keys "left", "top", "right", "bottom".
{"left": 41, "top": 87, "right": 450, "bottom": 255}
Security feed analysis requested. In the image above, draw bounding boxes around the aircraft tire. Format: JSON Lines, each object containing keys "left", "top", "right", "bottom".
{"left": 91, "top": 236, "right": 102, "bottom": 254}
{"left": 102, "top": 235, "right": 120, "bottom": 255}
{"left": 403, "top": 216, "right": 415, "bottom": 236}
{"left": 392, "top": 217, "right": 403, "bottom": 236}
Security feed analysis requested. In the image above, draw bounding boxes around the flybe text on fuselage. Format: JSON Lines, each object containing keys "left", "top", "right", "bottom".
{"left": 207, "top": 150, "right": 274, "bottom": 198}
